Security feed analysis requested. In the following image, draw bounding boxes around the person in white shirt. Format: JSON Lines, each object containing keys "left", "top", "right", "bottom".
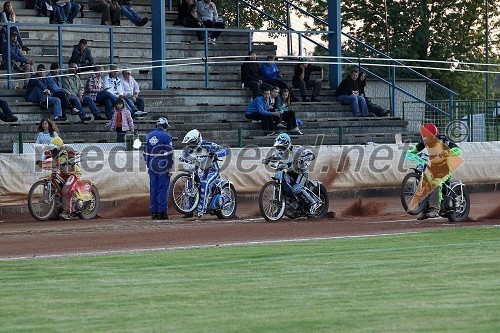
{"left": 196, "top": 0, "right": 224, "bottom": 43}
{"left": 103, "top": 64, "right": 146, "bottom": 119}
{"left": 119, "top": 68, "right": 147, "bottom": 117}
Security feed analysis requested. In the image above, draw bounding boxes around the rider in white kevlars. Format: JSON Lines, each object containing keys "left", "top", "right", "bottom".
{"left": 179, "top": 129, "right": 229, "bottom": 217}
{"left": 263, "top": 133, "right": 321, "bottom": 214}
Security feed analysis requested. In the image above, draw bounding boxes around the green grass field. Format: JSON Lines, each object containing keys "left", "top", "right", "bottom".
{"left": 1, "top": 227, "right": 499, "bottom": 333}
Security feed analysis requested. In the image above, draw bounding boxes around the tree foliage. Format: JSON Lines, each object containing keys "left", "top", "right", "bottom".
{"left": 297, "top": 0, "right": 500, "bottom": 99}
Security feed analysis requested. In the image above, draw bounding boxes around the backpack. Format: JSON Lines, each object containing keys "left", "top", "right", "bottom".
{"left": 25, "top": 0, "right": 36, "bottom": 9}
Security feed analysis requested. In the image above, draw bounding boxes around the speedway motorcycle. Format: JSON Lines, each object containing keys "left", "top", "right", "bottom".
{"left": 170, "top": 154, "right": 237, "bottom": 219}
{"left": 400, "top": 151, "right": 470, "bottom": 222}
{"left": 259, "top": 159, "right": 329, "bottom": 222}
{"left": 28, "top": 159, "right": 100, "bottom": 221}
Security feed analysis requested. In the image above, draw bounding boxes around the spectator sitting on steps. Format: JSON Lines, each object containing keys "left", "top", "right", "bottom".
{"left": 260, "top": 55, "right": 299, "bottom": 102}
{"left": 46, "top": 62, "right": 91, "bottom": 122}
{"left": 35, "top": 118, "right": 59, "bottom": 144}
{"left": 196, "top": 0, "right": 224, "bottom": 43}
{"left": 1, "top": 30, "right": 35, "bottom": 86}
{"left": 118, "top": 0, "right": 149, "bottom": 27}
{"left": 119, "top": 68, "right": 147, "bottom": 119}
{"left": 67, "top": 39, "right": 95, "bottom": 72}
{"left": 0, "top": 1, "right": 31, "bottom": 53}
{"left": 25, "top": 63, "right": 65, "bottom": 121}
{"left": 334, "top": 68, "right": 369, "bottom": 118}
{"left": 89, "top": 0, "right": 121, "bottom": 26}
{"left": 62, "top": 63, "right": 106, "bottom": 121}
{"left": 241, "top": 50, "right": 272, "bottom": 100}
{"left": 291, "top": 58, "right": 323, "bottom": 102}
{"left": 0, "top": 98, "right": 18, "bottom": 122}
{"left": 84, "top": 65, "right": 117, "bottom": 120}
{"left": 175, "top": 0, "right": 204, "bottom": 41}
{"left": 245, "top": 86, "right": 281, "bottom": 136}
{"left": 357, "top": 71, "right": 390, "bottom": 117}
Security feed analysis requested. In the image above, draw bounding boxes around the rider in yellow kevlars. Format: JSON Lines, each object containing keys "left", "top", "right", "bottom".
{"left": 406, "top": 123, "right": 462, "bottom": 220}
{"left": 40, "top": 136, "right": 81, "bottom": 220}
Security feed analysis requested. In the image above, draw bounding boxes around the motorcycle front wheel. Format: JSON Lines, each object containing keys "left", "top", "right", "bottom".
{"left": 259, "top": 181, "right": 286, "bottom": 222}
{"left": 216, "top": 183, "right": 238, "bottom": 219}
{"left": 171, "top": 173, "right": 200, "bottom": 214}
{"left": 400, "top": 172, "right": 428, "bottom": 215}
{"left": 445, "top": 185, "right": 470, "bottom": 222}
{"left": 77, "top": 185, "right": 100, "bottom": 220}
{"left": 28, "top": 179, "right": 58, "bottom": 221}
{"left": 308, "top": 184, "right": 329, "bottom": 219}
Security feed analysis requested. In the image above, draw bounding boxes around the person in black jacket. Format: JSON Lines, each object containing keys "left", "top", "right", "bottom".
{"left": 357, "top": 71, "right": 390, "bottom": 117}
{"left": 240, "top": 51, "right": 271, "bottom": 100}
{"left": 67, "top": 39, "right": 95, "bottom": 72}
{"left": 175, "top": 0, "right": 204, "bottom": 41}
{"left": 334, "top": 68, "right": 369, "bottom": 117}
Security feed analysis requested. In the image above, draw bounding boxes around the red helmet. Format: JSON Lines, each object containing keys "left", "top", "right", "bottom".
{"left": 421, "top": 123, "right": 439, "bottom": 137}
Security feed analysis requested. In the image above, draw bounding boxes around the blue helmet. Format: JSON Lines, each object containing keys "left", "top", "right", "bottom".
{"left": 273, "top": 133, "right": 291, "bottom": 151}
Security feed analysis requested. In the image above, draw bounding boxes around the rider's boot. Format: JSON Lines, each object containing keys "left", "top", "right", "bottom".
{"left": 59, "top": 212, "right": 71, "bottom": 220}
{"left": 426, "top": 208, "right": 439, "bottom": 218}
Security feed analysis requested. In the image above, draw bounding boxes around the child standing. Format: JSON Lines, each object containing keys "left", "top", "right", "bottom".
{"left": 107, "top": 98, "right": 134, "bottom": 142}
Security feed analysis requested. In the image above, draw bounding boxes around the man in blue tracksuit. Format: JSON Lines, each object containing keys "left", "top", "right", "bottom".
{"left": 143, "top": 117, "right": 173, "bottom": 220}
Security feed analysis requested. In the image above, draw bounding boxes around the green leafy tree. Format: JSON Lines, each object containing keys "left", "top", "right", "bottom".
{"left": 297, "top": 0, "right": 500, "bottom": 99}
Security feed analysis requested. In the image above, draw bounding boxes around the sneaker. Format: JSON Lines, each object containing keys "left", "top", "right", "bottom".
{"left": 71, "top": 108, "right": 80, "bottom": 115}
{"left": 93, "top": 114, "right": 106, "bottom": 121}
{"left": 290, "top": 127, "right": 304, "bottom": 135}
{"left": 276, "top": 123, "right": 287, "bottom": 130}
{"left": 81, "top": 115, "right": 92, "bottom": 121}
{"left": 5, "top": 115, "right": 18, "bottom": 122}
{"left": 251, "top": 120, "right": 262, "bottom": 123}
{"left": 134, "top": 116, "right": 146, "bottom": 120}
{"left": 59, "top": 212, "right": 71, "bottom": 220}
{"left": 208, "top": 37, "right": 216, "bottom": 44}
{"left": 54, "top": 116, "right": 67, "bottom": 122}
{"left": 138, "top": 17, "right": 149, "bottom": 27}
{"left": 134, "top": 110, "right": 148, "bottom": 117}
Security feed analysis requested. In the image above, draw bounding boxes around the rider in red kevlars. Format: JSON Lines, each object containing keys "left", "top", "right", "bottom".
{"left": 40, "top": 136, "right": 81, "bottom": 220}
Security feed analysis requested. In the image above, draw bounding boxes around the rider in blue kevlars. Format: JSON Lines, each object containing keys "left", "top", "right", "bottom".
{"left": 179, "top": 129, "right": 229, "bottom": 218}
{"left": 263, "top": 133, "right": 322, "bottom": 215}
{"left": 406, "top": 123, "right": 462, "bottom": 220}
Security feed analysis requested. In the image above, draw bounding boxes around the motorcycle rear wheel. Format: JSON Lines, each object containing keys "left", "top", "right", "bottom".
{"left": 216, "top": 183, "right": 238, "bottom": 219}
{"left": 259, "top": 181, "right": 286, "bottom": 222}
{"left": 400, "top": 172, "right": 428, "bottom": 215}
{"left": 28, "top": 179, "right": 58, "bottom": 221}
{"left": 77, "top": 185, "right": 100, "bottom": 220}
{"left": 445, "top": 185, "right": 470, "bottom": 222}
{"left": 171, "top": 173, "right": 200, "bottom": 214}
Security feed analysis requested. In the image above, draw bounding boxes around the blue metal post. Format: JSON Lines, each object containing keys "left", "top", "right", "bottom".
{"left": 6, "top": 25, "right": 11, "bottom": 89}
{"left": 204, "top": 31, "right": 209, "bottom": 87}
{"left": 286, "top": 1, "right": 291, "bottom": 55}
{"left": 328, "top": 0, "right": 341, "bottom": 88}
{"left": 109, "top": 27, "right": 114, "bottom": 65}
{"left": 152, "top": 0, "right": 166, "bottom": 89}
{"left": 391, "top": 63, "right": 396, "bottom": 116}
{"left": 248, "top": 32, "right": 252, "bottom": 52}
{"left": 58, "top": 25, "right": 63, "bottom": 68}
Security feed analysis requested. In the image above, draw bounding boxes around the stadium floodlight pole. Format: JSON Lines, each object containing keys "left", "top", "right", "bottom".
{"left": 327, "top": 0, "right": 342, "bottom": 88}
{"left": 152, "top": 0, "right": 167, "bottom": 90}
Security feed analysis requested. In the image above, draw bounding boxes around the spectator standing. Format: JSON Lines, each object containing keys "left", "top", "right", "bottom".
{"left": 0, "top": 1, "right": 30, "bottom": 53}
{"left": 357, "top": 71, "right": 390, "bottom": 117}
{"left": 89, "top": 0, "right": 120, "bottom": 25}
{"left": 46, "top": 62, "right": 91, "bottom": 121}
{"left": 196, "top": 0, "right": 224, "bottom": 43}
{"left": 175, "top": 0, "right": 204, "bottom": 41}
{"left": 292, "top": 60, "right": 323, "bottom": 102}
{"left": 241, "top": 50, "right": 272, "bottom": 100}
{"left": 103, "top": 64, "right": 143, "bottom": 119}
{"left": 143, "top": 117, "right": 173, "bottom": 220}
{"left": 1, "top": 30, "right": 35, "bottom": 85}
{"left": 107, "top": 98, "right": 134, "bottom": 142}
{"left": 245, "top": 86, "right": 281, "bottom": 136}
{"left": 84, "top": 65, "right": 117, "bottom": 119}
{"left": 118, "top": 1, "right": 148, "bottom": 27}
{"left": 35, "top": 118, "right": 59, "bottom": 144}
{"left": 0, "top": 98, "right": 18, "bottom": 122}
{"left": 275, "top": 88, "right": 303, "bottom": 135}
{"left": 62, "top": 63, "right": 106, "bottom": 120}
{"left": 260, "top": 55, "right": 299, "bottom": 102}
{"left": 67, "top": 39, "right": 95, "bottom": 71}
{"left": 25, "top": 63, "right": 64, "bottom": 121}
{"left": 334, "top": 69, "right": 369, "bottom": 117}
{"left": 119, "top": 68, "right": 147, "bottom": 118}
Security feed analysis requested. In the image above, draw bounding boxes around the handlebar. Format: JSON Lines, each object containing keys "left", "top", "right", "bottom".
{"left": 405, "top": 151, "right": 429, "bottom": 166}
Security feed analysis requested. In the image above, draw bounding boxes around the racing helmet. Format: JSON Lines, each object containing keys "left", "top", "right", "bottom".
{"left": 273, "top": 133, "right": 291, "bottom": 151}
{"left": 421, "top": 123, "right": 439, "bottom": 137}
{"left": 182, "top": 129, "right": 202, "bottom": 149}
{"left": 45, "top": 136, "right": 64, "bottom": 156}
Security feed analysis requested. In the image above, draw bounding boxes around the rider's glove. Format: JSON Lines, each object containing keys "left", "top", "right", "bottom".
{"left": 406, "top": 146, "right": 418, "bottom": 154}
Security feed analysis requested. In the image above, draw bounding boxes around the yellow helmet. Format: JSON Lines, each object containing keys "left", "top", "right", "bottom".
{"left": 45, "top": 136, "right": 64, "bottom": 153}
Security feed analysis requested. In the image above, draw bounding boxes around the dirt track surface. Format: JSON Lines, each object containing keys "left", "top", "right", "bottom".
{"left": 1, "top": 193, "right": 499, "bottom": 260}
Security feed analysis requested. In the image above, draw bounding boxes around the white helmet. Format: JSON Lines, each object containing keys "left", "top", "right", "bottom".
{"left": 182, "top": 129, "right": 202, "bottom": 148}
